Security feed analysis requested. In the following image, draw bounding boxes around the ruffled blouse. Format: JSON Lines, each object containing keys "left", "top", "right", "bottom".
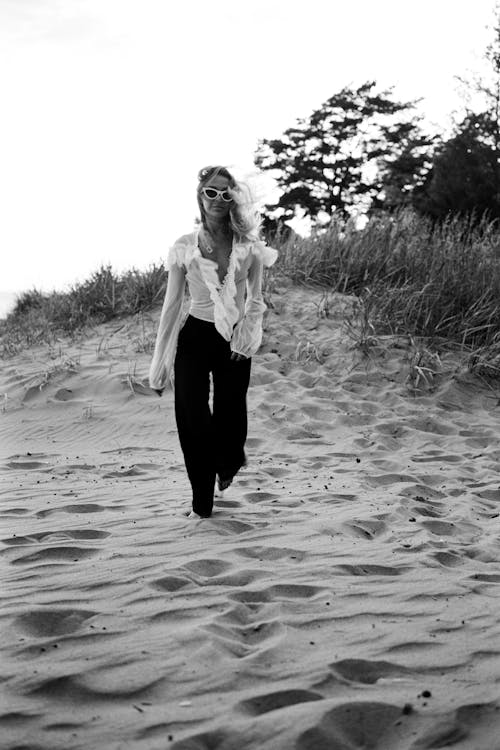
{"left": 148, "top": 229, "right": 277, "bottom": 390}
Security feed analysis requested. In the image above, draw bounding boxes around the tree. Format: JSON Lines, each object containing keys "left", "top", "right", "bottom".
{"left": 416, "top": 7, "right": 500, "bottom": 220}
{"left": 369, "top": 120, "right": 438, "bottom": 215}
{"left": 415, "top": 114, "right": 500, "bottom": 221}
{"left": 457, "top": 6, "right": 500, "bottom": 154}
{"left": 254, "top": 81, "right": 432, "bottom": 225}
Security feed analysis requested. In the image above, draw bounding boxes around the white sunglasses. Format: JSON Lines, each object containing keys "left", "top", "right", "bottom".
{"left": 201, "top": 187, "right": 233, "bottom": 202}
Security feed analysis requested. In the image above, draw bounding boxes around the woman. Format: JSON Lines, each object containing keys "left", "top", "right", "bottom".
{"left": 149, "top": 165, "right": 277, "bottom": 519}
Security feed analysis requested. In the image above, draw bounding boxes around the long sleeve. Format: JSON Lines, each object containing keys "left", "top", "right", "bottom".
{"left": 148, "top": 262, "right": 186, "bottom": 390}
{"left": 230, "top": 254, "right": 267, "bottom": 358}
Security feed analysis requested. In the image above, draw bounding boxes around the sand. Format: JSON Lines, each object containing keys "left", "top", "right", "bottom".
{"left": 1, "top": 280, "right": 500, "bottom": 750}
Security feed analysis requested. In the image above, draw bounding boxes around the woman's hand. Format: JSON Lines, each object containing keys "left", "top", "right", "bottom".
{"left": 230, "top": 352, "right": 247, "bottom": 362}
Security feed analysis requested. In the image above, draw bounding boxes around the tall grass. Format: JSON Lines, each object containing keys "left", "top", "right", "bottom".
{"left": 273, "top": 210, "right": 500, "bottom": 350}
{"left": 2, "top": 210, "right": 499, "bottom": 376}
{"left": 0, "top": 263, "right": 167, "bottom": 355}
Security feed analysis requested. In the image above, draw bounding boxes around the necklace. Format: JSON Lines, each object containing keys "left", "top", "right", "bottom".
{"left": 200, "top": 227, "right": 232, "bottom": 257}
{"left": 200, "top": 228, "right": 214, "bottom": 255}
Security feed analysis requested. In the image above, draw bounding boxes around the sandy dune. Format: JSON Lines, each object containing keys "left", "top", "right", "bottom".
{"left": 1, "top": 281, "right": 500, "bottom": 749}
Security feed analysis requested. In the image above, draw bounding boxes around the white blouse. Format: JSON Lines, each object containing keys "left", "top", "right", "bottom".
{"left": 148, "top": 228, "right": 278, "bottom": 390}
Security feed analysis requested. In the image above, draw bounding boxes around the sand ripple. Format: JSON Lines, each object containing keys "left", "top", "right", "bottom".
{"left": 1, "top": 284, "right": 500, "bottom": 748}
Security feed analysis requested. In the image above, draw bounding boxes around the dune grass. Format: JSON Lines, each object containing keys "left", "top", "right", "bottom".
{"left": 1, "top": 210, "right": 499, "bottom": 378}
{"left": 0, "top": 264, "right": 167, "bottom": 356}
{"left": 269, "top": 210, "right": 500, "bottom": 378}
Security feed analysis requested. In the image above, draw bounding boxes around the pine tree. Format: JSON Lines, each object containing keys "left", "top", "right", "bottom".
{"left": 255, "top": 82, "right": 430, "bottom": 225}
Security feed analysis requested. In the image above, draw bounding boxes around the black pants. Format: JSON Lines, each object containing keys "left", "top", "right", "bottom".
{"left": 174, "top": 315, "right": 251, "bottom": 517}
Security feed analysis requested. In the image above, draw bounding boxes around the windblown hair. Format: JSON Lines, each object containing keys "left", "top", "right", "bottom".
{"left": 197, "top": 165, "right": 262, "bottom": 243}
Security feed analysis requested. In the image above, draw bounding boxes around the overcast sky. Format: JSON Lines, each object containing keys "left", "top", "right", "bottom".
{"left": 0, "top": 0, "right": 495, "bottom": 296}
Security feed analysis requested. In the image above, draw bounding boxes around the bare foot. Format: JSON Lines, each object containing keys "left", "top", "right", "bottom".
{"left": 185, "top": 510, "right": 202, "bottom": 520}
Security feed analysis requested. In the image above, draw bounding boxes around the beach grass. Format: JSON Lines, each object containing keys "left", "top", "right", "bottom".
{"left": 2, "top": 210, "right": 499, "bottom": 378}
{"left": 0, "top": 264, "right": 167, "bottom": 356}
{"left": 269, "top": 210, "right": 500, "bottom": 378}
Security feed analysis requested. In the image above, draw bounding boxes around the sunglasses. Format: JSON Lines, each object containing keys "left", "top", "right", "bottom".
{"left": 201, "top": 187, "right": 233, "bottom": 202}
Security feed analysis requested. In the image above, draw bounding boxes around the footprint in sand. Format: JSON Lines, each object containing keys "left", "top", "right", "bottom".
{"left": 238, "top": 688, "right": 323, "bottom": 715}
{"left": 0, "top": 711, "right": 41, "bottom": 731}
{"left": 36, "top": 503, "right": 108, "bottom": 518}
{"left": 296, "top": 702, "right": 404, "bottom": 750}
{"left": 5, "top": 460, "right": 50, "bottom": 470}
{"left": 399, "top": 484, "right": 447, "bottom": 500}
{"left": 65, "top": 463, "right": 97, "bottom": 470}
{"left": 15, "top": 608, "right": 96, "bottom": 637}
{"left": 409, "top": 496, "right": 446, "bottom": 514}
{"left": 432, "top": 550, "right": 465, "bottom": 567}
{"left": 52, "top": 388, "right": 75, "bottom": 401}
{"left": 210, "top": 519, "right": 257, "bottom": 535}
{"left": 330, "top": 493, "right": 358, "bottom": 502}
{"left": 327, "top": 658, "right": 415, "bottom": 685}
{"left": 27, "top": 669, "right": 163, "bottom": 701}
{"left": 11, "top": 546, "right": 99, "bottom": 565}
{"left": 385, "top": 641, "right": 441, "bottom": 654}
{"left": 183, "top": 559, "right": 233, "bottom": 577}
{"left": 474, "top": 488, "right": 500, "bottom": 502}
{"left": 421, "top": 520, "right": 460, "bottom": 536}
{"left": 150, "top": 575, "right": 192, "bottom": 592}
{"left": 231, "top": 583, "right": 323, "bottom": 604}
{"left": 269, "top": 583, "right": 324, "bottom": 598}
{"left": 215, "top": 499, "right": 241, "bottom": 509}
{"left": 412, "top": 453, "right": 462, "bottom": 463}
{"left": 2, "top": 529, "right": 109, "bottom": 545}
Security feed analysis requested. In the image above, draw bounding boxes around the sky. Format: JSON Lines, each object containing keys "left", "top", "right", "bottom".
{"left": 0, "top": 0, "right": 496, "bottom": 303}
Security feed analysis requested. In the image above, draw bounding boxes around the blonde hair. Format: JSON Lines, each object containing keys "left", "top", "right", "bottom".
{"left": 197, "top": 165, "right": 262, "bottom": 243}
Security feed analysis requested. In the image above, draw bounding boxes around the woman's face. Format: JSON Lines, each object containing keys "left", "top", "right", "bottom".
{"left": 200, "top": 174, "right": 233, "bottom": 222}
